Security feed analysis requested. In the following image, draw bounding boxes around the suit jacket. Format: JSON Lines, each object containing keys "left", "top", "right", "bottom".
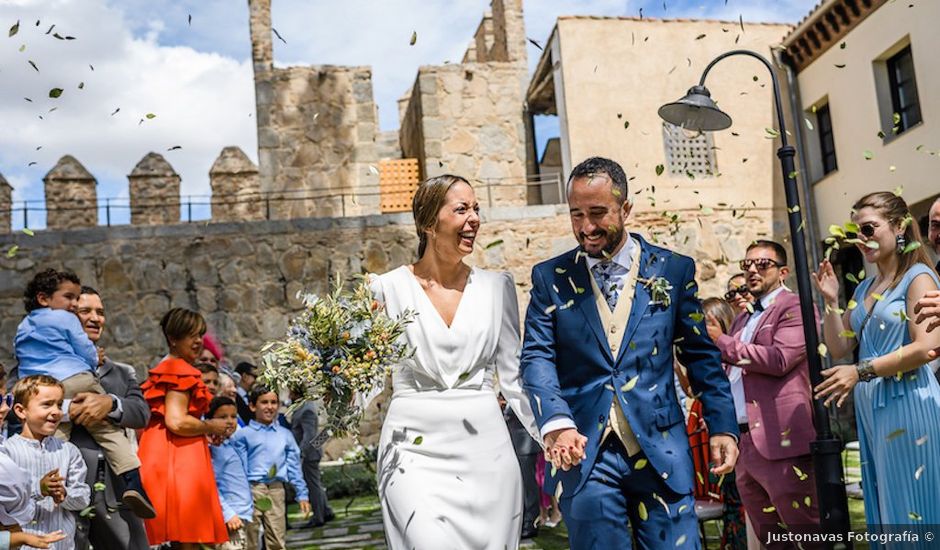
{"left": 70, "top": 358, "right": 150, "bottom": 550}
{"left": 290, "top": 401, "right": 323, "bottom": 462}
{"left": 716, "top": 289, "right": 816, "bottom": 460}
{"left": 521, "top": 236, "right": 737, "bottom": 497}
{"left": 236, "top": 391, "right": 253, "bottom": 425}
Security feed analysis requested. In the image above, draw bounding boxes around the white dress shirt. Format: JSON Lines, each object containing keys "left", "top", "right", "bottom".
{"left": 0, "top": 450, "right": 35, "bottom": 528}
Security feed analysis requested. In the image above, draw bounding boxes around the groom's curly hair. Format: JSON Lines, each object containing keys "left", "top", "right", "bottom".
{"left": 567, "top": 157, "right": 629, "bottom": 204}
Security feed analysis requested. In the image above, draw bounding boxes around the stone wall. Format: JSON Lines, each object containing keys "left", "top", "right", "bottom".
{"left": 249, "top": 0, "right": 380, "bottom": 220}
{"left": 0, "top": 202, "right": 772, "bottom": 457}
{"left": 0, "top": 174, "right": 11, "bottom": 234}
{"left": 43, "top": 156, "right": 98, "bottom": 230}
{"left": 128, "top": 153, "right": 181, "bottom": 226}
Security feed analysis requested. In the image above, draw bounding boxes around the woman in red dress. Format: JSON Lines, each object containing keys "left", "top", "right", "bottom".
{"left": 139, "top": 307, "right": 233, "bottom": 548}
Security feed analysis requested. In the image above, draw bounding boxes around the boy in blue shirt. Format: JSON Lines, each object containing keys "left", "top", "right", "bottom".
{"left": 208, "top": 396, "right": 253, "bottom": 550}
{"left": 13, "top": 269, "right": 154, "bottom": 519}
{"left": 230, "top": 386, "right": 310, "bottom": 550}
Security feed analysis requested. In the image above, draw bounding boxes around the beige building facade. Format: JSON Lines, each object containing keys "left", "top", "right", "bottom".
{"left": 527, "top": 17, "right": 795, "bottom": 289}
{"left": 784, "top": 0, "right": 940, "bottom": 232}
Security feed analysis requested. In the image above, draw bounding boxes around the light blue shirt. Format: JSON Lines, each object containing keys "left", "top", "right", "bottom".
{"left": 14, "top": 308, "right": 98, "bottom": 381}
{"left": 229, "top": 420, "right": 309, "bottom": 501}
{"left": 210, "top": 440, "right": 254, "bottom": 522}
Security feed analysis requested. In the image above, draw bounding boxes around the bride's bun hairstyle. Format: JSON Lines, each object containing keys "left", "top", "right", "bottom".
{"left": 412, "top": 174, "right": 471, "bottom": 258}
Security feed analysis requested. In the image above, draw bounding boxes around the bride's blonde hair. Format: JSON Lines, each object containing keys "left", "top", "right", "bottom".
{"left": 412, "top": 174, "right": 471, "bottom": 258}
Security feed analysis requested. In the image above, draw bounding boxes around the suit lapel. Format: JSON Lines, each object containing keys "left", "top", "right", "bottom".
{"left": 618, "top": 237, "right": 664, "bottom": 360}
{"left": 567, "top": 250, "right": 615, "bottom": 363}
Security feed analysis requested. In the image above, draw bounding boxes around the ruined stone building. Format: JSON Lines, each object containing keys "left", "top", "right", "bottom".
{"left": 0, "top": 0, "right": 814, "bottom": 455}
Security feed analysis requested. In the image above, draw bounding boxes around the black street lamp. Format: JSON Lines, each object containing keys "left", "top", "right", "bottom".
{"left": 659, "top": 49, "right": 852, "bottom": 546}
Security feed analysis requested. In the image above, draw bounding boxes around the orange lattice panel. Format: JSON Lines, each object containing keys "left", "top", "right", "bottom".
{"left": 380, "top": 158, "right": 420, "bottom": 213}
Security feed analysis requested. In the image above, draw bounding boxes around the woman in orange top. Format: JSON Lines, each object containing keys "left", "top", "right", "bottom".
{"left": 139, "top": 307, "right": 233, "bottom": 548}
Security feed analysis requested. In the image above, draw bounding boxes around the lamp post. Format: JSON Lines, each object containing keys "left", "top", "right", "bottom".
{"left": 658, "top": 49, "right": 852, "bottom": 545}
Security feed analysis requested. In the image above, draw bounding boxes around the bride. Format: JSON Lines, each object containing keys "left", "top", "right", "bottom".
{"left": 369, "top": 174, "right": 541, "bottom": 549}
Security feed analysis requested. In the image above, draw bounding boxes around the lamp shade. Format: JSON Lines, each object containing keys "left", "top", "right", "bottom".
{"left": 657, "top": 85, "right": 732, "bottom": 132}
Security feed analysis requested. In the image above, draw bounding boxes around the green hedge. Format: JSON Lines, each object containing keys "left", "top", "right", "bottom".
{"left": 322, "top": 462, "right": 377, "bottom": 499}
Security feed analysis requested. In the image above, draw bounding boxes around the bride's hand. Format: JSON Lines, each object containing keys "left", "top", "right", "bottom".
{"left": 544, "top": 428, "right": 587, "bottom": 471}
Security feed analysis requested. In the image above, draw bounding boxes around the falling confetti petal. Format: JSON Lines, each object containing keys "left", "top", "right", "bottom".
{"left": 886, "top": 428, "right": 906, "bottom": 441}
{"left": 9, "top": 20, "right": 19, "bottom": 37}
{"left": 638, "top": 501, "right": 648, "bottom": 521}
{"left": 272, "top": 27, "right": 287, "bottom": 44}
{"left": 914, "top": 465, "right": 924, "bottom": 480}
{"left": 49, "top": 88, "right": 64, "bottom": 99}
{"left": 621, "top": 376, "right": 639, "bottom": 392}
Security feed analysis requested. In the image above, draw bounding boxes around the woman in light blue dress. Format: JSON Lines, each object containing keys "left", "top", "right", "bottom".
{"left": 814, "top": 192, "right": 940, "bottom": 541}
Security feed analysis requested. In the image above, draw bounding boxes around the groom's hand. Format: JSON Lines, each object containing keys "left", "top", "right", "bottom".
{"left": 544, "top": 428, "right": 587, "bottom": 471}
{"left": 709, "top": 434, "right": 739, "bottom": 475}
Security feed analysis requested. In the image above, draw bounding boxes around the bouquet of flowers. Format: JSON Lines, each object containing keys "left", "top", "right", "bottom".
{"left": 259, "top": 274, "right": 415, "bottom": 445}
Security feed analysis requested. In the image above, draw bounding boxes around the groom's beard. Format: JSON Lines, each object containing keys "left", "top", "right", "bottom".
{"left": 580, "top": 226, "right": 625, "bottom": 259}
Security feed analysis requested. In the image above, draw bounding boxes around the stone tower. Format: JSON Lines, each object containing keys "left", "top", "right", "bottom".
{"left": 209, "top": 146, "right": 264, "bottom": 222}
{"left": 248, "top": 0, "right": 380, "bottom": 219}
{"left": 128, "top": 152, "right": 181, "bottom": 225}
{"left": 0, "top": 173, "right": 11, "bottom": 233}
{"left": 43, "top": 155, "right": 97, "bottom": 230}
{"left": 398, "top": 0, "right": 531, "bottom": 205}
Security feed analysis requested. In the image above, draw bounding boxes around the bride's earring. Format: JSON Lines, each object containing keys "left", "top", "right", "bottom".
{"left": 896, "top": 233, "right": 906, "bottom": 253}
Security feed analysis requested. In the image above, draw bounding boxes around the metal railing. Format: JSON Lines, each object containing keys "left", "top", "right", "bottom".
{"left": 4, "top": 172, "right": 565, "bottom": 230}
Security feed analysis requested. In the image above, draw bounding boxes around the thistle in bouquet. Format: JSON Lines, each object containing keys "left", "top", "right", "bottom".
{"left": 260, "top": 274, "right": 415, "bottom": 444}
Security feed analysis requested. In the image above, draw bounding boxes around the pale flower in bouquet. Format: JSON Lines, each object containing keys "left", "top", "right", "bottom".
{"left": 260, "top": 275, "right": 415, "bottom": 445}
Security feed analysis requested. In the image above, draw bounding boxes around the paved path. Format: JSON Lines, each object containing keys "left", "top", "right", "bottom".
{"left": 285, "top": 498, "right": 558, "bottom": 550}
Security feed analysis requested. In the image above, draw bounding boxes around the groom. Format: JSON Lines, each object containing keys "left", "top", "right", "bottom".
{"left": 521, "top": 157, "right": 739, "bottom": 549}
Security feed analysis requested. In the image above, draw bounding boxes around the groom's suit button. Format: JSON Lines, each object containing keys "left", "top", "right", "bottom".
{"left": 610, "top": 324, "right": 618, "bottom": 334}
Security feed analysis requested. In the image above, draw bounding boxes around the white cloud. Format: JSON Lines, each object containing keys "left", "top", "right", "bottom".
{"left": 0, "top": 0, "right": 256, "bottom": 226}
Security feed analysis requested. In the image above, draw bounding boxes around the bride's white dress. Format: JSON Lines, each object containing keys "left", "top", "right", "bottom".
{"left": 370, "top": 266, "right": 540, "bottom": 550}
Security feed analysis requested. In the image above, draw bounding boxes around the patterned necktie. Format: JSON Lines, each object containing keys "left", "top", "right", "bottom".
{"left": 591, "top": 261, "right": 620, "bottom": 311}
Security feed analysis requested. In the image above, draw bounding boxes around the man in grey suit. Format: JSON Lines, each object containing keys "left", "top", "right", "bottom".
{"left": 289, "top": 388, "right": 334, "bottom": 527}
{"left": 69, "top": 286, "right": 151, "bottom": 550}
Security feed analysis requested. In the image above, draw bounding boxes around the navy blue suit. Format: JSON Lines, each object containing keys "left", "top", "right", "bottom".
{"left": 521, "top": 236, "right": 737, "bottom": 549}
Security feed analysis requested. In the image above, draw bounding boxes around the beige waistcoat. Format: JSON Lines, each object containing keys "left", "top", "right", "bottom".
{"left": 587, "top": 242, "right": 643, "bottom": 457}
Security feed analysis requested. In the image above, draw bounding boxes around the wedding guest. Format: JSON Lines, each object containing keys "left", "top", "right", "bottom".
{"left": 926, "top": 196, "right": 939, "bottom": 274}
{"left": 13, "top": 269, "right": 153, "bottom": 519}
{"left": 138, "top": 308, "right": 232, "bottom": 549}
{"left": 724, "top": 272, "right": 753, "bottom": 314}
{"left": 3, "top": 375, "right": 90, "bottom": 549}
{"left": 199, "top": 333, "right": 223, "bottom": 371}
{"left": 815, "top": 192, "right": 940, "bottom": 533}
{"left": 288, "top": 388, "right": 333, "bottom": 528}
{"left": 700, "top": 297, "right": 747, "bottom": 549}
{"left": 233, "top": 363, "right": 257, "bottom": 425}
{"left": 709, "top": 240, "right": 819, "bottom": 547}
{"left": 501, "top": 393, "right": 541, "bottom": 539}
{"left": 69, "top": 286, "right": 151, "bottom": 550}
{"left": 230, "top": 385, "right": 310, "bottom": 550}
{"left": 218, "top": 373, "right": 237, "bottom": 401}
{"left": 535, "top": 457, "right": 561, "bottom": 529}
{"left": 208, "top": 397, "right": 253, "bottom": 550}
{"left": 0, "top": 450, "right": 67, "bottom": 549}
{"left": 195, "top": 362, "right": 221, "bottom": 397}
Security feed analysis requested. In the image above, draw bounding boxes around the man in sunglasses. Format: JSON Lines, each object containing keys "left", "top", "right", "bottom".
{"left": 705, "top": 240, "right": 820, "bottom": 545}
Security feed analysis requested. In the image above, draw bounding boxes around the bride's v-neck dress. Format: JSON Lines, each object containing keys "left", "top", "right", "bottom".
{"left": 370, "top": 266, "right": 540, "bottom": 550}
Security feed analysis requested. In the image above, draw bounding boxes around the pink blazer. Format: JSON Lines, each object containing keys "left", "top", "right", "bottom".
{"left": 716, "top": 290, "right": 816, "bottom": 460}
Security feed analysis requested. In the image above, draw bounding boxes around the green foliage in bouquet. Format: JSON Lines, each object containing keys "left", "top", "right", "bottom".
{"left": 260, "top": 274, "right": 415, "bottom": 441}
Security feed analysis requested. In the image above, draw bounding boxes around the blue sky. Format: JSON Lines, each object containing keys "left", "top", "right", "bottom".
{"left": 0, "top": 0, "right": 817, "bottom": 229}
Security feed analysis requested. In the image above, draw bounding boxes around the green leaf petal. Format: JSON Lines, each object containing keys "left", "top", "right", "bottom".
{"left": 9, "top": 20, "right": 19, "bottom": 37}
{"left": 655, "top": 164, "right": 665, "bottom": 176}
{"left": 621, "top": 375, "right": 639, "bottom": 393}
{"left": 484, "top": 239, "right": 503, "bottom": 250}
{"left": 863, "top": 150, "right": 873, "bottom": 160}
{"left": 254, "top": 496, "right": 273, "bottom": 512}
{"left": 49, "top": 88, "right": 64, "bottom": 99}
{"left": 638, "top": 501, "right": 648, "bottom": 521}
{"left": 413, "top": 435, "right": 424, "bottom": 445}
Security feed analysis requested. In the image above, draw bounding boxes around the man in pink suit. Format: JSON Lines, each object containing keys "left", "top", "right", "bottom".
{"left": 706, "top": 240, "right": 820, "bottom": 547}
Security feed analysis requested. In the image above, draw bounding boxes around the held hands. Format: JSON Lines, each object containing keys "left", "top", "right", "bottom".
{"left": 204, "top": 418, "right": 234, "bottom": 437}
{"left": 814, "top": 364, "right": 859, "bottom": 408}
{"left": 39, "top": 469, "right": 66, "bottom": 504}
{"left": 543, "top": 428, "right": 587, "bottom": 471}
{"left": 709, "top": 434, "right": 739, "bottom": 475}
{"left": 812, "top": 260, "right": 841, "bottom": 306}
{"left": 70, "top": 393, "right": 113, "bottom": 426}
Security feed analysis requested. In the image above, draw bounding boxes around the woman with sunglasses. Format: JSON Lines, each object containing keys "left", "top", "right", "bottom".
{"left": 813, "top": 191, "right": 940, "bottom": 534}
{"left": 724, "top": 273, "right": 754, "bottom": 314}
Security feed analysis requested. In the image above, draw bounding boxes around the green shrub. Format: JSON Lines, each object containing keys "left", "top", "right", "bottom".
{"left": 322, "top": 462, "right": 377, "bottom": 499}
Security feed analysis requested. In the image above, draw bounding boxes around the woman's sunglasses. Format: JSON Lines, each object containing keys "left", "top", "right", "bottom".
{"left": 847, "top": 223, "right": 877, "bottom": 239}
{"left": 724, "top": 285, "right": 750, "bottom": 302}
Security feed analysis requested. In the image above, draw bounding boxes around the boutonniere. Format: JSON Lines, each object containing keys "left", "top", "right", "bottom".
{"left": 639, "top": 276, "right": 673, "bottom": 308}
